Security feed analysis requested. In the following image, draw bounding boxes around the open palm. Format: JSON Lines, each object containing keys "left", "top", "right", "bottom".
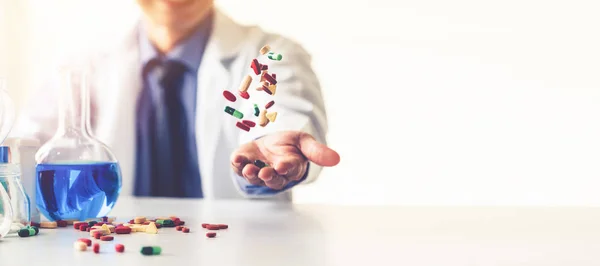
{"left": 230, "top": 131, "right": 340, "bottom": 190}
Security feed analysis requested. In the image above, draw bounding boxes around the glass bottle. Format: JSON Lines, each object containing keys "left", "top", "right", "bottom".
{"left": 0, "top": 78, "right": 15, "bottom": 145}
{"left": 0, "top": 182, "right": 12, "bottom": 239}
{"left": 35, "top": 68, "right": 122, "bottom": 221}
{"left": 0, "top": 146, "right": 30, "bottom": 234}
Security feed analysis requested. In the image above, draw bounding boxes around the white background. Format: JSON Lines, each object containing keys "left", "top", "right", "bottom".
{"left": 1, "top": 0, "right": 599, "bottom": 206}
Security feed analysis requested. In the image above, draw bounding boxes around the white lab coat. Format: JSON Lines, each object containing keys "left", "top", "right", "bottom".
{"left": 12, "top": 9, "right": 329, "bottom": 200}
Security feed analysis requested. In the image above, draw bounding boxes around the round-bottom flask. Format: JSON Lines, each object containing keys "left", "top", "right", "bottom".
{"left": 35, "top": 69, "right": 122, "bottom": 221}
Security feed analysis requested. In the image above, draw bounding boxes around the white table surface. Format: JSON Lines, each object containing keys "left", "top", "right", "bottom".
{"left": 1, "top": 197, "right": 600, "bottom": 266}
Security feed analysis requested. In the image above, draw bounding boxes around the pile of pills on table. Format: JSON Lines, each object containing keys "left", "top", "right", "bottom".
{"left": 223, "top": 44, "right": 281, "bottom": 132}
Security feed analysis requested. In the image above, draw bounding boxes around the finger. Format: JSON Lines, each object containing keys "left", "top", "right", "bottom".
{"left": 273, "top": 159, "right": 305, "bottom": 181}
{"left": 231, "top": 153, "right": 250, "bottom": 168}
{"left": 265, "top": 175, "right": 288, "bottom": 190}
{"left": 273, "top": 160, "right": 295, "bottom": 176}
{"left": 297, "top": 133, "right": 341, "bottom": 167}
{"left": 242, "top": 164, "right": 261, "bottom": 184}
{"left": 257, "top": 166, "right": 275, "bottom": 182}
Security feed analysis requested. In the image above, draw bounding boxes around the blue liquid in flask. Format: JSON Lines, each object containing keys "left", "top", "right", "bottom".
{"left": 36, "top": 162, "right": 121, "bottom": 221}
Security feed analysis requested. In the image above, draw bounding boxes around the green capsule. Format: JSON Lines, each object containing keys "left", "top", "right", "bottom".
{"left": 267, "top": 52, "right": 282, "bottom": 61}
{"left": 253, "top": 104, "right": 260, "bottom": 117}
{"left": 156, "top": 219, "right": 164, "bottom": 225}
{"left": 224, "top": 106, "right": 244, "bottom": 119}
{"left": 141, "top": 246, "right": 162, "bottom": 255}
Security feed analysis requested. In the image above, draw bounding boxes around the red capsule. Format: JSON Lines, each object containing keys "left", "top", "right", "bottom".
{"left": 176, "top": 226, "right": 183, "bottom": 231}
{"left": 263, "top": 86, "right": 273, "bottom": 95}
{"left": 206, "top": 232, "right": 216, "bottom": 238}
{"left": 57, "top": 220, "right": 68, "bottom": 227}
{"left": 93, "top": 243, "right": 100, "bottom": 254}
{"left": 93, "top": 231, "right": 103, "bottom": 239}
{"left": 115, "top": 226, "right": 132, "bottom": 234}
{"left": 251, "top": 59, "right": 261, "bottom": 75}
{"left": 264, "top": 73, "right": 277, "bottom": 84}
{"left": 265, "top": 101, "right": 275, "bottom": 109}
{"left": 115, "top": 244, "right": 125, "bottom": 253}
{"left": 206, "top": 224, "right": 221, "bottom": 230}
{"left": 261, "top": 65, "right": 268, "bottom": 71}
{"left": 78, "top": 238, "right": 92, "bottom": 247}
{"left": 183, "top": 228, "right": 190, "bottom": 233}
{"left": 73, "top": 222, "right": 86, "bottom": 230}
{"left": 223, "top": 90, "right": 236, "bottom": 102}
{"left": 100, "top": 235, "right": 114, "bottom": 241}
{"left": 201, "top": 223, "right": 209, "bottom": 228}
{"left": 86, "top": 227, "right": 91, "bottom": 232}
{"left": 242, "top": 120, "right": 256, "bottom": 127}
{"left": 79, "top": 225, "right": 88, "bottom": 231}
{"left": 239, "top": 91, "right": 250, "bottom": 99}
{"left": 173, "top": 218, "right": 181, "bottom": 226}
{"left": 236, "top": 122, "right": 250, "bottom": 132}
{"left": 218, "top": 224, "right": 229, "bottom": 229}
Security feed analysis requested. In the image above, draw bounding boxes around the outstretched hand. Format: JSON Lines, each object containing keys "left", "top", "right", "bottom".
{"left": 230, "top": 131, "right": 340, "bottom": 190}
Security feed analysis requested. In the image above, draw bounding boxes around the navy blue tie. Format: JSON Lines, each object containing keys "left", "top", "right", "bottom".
{"left": 134, "top": 60, "right": 203, "bottom": 197}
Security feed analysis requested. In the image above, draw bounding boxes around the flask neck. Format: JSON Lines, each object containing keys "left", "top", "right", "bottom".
{"left": 57, "top": 70, "right": 93, "bottom": 137}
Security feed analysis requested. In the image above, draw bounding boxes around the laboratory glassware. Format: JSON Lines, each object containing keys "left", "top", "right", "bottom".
{"left": 35, "top": 68, "right": 122, "bottom": 221}
{"left": 0, "top": 78, "right": 15, "bottom": 145}
{"left": 0, "top": 146, "right": 30, "bottom": 234}
{"left": 0, "top": 178, "right": 13, "bottom": 239}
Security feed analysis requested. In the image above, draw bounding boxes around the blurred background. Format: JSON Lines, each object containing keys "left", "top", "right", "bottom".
{"left": 0, "top": 0, "right": 599, "bottom": 206}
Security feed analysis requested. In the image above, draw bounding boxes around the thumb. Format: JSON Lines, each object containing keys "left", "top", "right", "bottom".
{"left": 297, "top": 133, "right": 340, "bottom": 167}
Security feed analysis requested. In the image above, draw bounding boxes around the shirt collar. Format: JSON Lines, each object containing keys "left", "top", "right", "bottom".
{"left": 138, "top": 11, "right": 213, "bottom": 74}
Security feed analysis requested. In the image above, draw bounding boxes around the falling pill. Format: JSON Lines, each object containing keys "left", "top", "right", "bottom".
{"left": 236, "top": 122, "right": 251, "bottom": 132}
{"left": 265, "top": 101, "right": 274, "bottom": 109}
{"left": 260, "top": 45, "right": 271, "bottom": 55}
{"left": 223, "top": 90, "right": 236, "bottom": 102}
{"left": 225, "top": 106, "right": 244, "bottom": 119}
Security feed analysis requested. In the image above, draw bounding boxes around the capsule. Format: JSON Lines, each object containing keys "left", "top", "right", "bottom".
{"left": 218, "top": 224, "right": 229, "bottom": 229}
{"left": 78, "top": 238, "right": 92, "bottom": 247}
{"left": 238, "top": 75, "right": 252, "bottom": 92}
{"left": 254, "top": 104, "right": 260, "bottom": 117}
{"left": 242, "top": 120, "right": 256, "bottom": 127}
{"left": 264, "top": 73, "right": 277, "bottom": 84}
{"left": 263, "top": 86, "right": 273, "bottom": 95}
{"left": 239, "top": 91, "right": 250, "bottom": 99}
{"left": 259, "top": 110, "right": 269, "bottom": 127}
{"left": 260, "top": 45, "right": 271, "bottom": 55}
{"left": 206, "top": 232, "right": 217, "bottom": 238}
{"left": 206, "top": 224, "right": 221, "bottom": 230}
{"left": 93, "top": 231, "right": 103, "bottom": 239}
{"left": 202, "top": 223, "right": 209, "bottom": 228}
{"left": 40, "top": 221, "right": 57, "bottom": 229}
{"left": 30, "top": 226, "right": 39, "bottom": 235}
{"left": 79, "top": 224, "right": 88, "bottom": 231}
{"left": 74, "top": 241, "right": 87, "bottom": 251}
{"left": 100, "top": 235, "right": 114, "bottom": 241}
{"left": 182, "top": 227, "right": 190, "bottom": 233}
{"left": 57, "top": 220, "right": 68, "bottom": 227}
{"left": 17, "top": 228, "right": 31, "bottom": 237}
{"left": 267, "top": 52, "right": 283, "bottom": 61}
{"left": 223, "top": 90, "right": 236, "bottom": 102}
{"left": 115, "top": 226, "right": 132, "bottom": 234}
{"left": 141, "top": 246, "right": 162, "bottom": 255}
{"left": 254, "top": 160, "right": 267, "bottom": 169}
{"left": 236, "top": 122, "right": 250, "bottom": 132}
{"left": 265, "top": 101, "right": 275, "bottom": 109}
{"left": 93, "top": 243, "right": 100, "bottom": 254}
{"left": 250, "top": 59, "right": 261, "bottom": 75}
{"left": 225, "top": 106, "right": 244, "bottom": 119}
{"left": 176, "top": 226, "right": 183, "bottom": 231}
{"left": 115, "top": 244, "right": 125, "bottom": 253}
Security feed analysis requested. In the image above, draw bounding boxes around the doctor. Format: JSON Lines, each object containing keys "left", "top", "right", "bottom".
{"left": 13, "top": 0, "right": 340, "bottom": 200}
